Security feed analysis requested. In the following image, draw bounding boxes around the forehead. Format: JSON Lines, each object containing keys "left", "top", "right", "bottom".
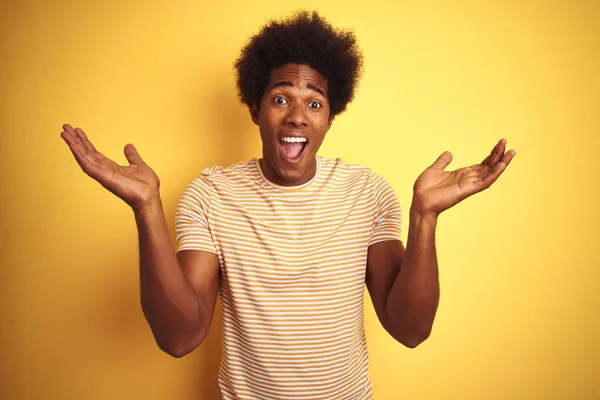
{"left": 267, "top": 64, "right": 328, "bottom": 94}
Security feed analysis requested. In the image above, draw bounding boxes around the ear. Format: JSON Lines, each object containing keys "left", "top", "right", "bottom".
{"left": 327, "top": 115, "right": 335, "bottom": 130}
{"left": 250, "top": 104, "right": 259, "bottom": 125}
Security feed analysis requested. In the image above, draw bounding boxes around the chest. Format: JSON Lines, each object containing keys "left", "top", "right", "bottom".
{"left": 207, "top": 177, "right": 375, "bottom": 296}
{"left": 212, "top": 183, "right": 373, "bottom": 246}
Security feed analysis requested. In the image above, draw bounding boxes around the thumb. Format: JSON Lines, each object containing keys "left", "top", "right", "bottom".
{"left": 124, "top": 143, "right": 145, "bottom": 165}
{"left": 429, "top": 151, "right": 453, "bottom": 170}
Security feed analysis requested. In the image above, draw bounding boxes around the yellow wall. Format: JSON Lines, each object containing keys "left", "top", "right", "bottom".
{"left": 1, "top": 0, "right": 598, "bottom": 399}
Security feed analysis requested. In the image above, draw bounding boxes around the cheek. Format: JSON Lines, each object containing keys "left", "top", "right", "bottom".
{"left": 259, "top": 105, "right": 276, "bottom": 127}
{"left": 315, "top": 116, "right": 331, "bottom": 135}
{"left": 258, "top": 116, "right": 279, "bottom": 147}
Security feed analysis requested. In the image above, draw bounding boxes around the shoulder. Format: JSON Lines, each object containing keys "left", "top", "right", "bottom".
{"left": 318, "top": 156, "right": 376, "bottom": 183}
{"left": 180, "top": 159, "right": 256, "bottom": 204}
{"left": 201, "top": 159, "right": 255, "bottom": 180}
{"left": 319, "top": 156, "right": 396, "bottom": 190}
{"left": 190, "top": 159, "right": 257, "bottom": 188}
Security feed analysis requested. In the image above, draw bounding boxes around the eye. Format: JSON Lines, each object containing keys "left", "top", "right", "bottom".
{"left": 308, "top": 101, "right": 322, "bottom": 109}
{"left": 274, "top": 96, "right": 288, "bottom": 105}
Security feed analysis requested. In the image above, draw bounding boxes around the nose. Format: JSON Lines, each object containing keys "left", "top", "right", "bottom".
{"left": 284, "top": 102, "right": 308, "bottom": 127}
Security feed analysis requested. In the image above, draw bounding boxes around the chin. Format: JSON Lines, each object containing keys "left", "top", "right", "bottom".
{"left": 283, "top": 170, "right": 306, "bottom": 183}
{"left": 272, "top": 153, "right": 311, "bottom": 185}
{"left": 275, "top": 163, "right": 304, "bottom": 182}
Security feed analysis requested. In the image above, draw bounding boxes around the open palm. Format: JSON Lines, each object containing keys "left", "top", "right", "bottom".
{"left": 60, "top": 124, "right": 160, "bottom": 211}
{"left": 412, "top": 139, "right": 516, "bottom": 216}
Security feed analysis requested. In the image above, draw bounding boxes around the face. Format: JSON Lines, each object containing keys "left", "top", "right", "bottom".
{"left": 251, "top": 63, "right": 334, "bottom": 186}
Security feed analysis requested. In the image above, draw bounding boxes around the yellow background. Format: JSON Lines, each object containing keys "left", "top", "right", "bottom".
{"left": 1, "top": 0, "right": 598, "bottom": 399}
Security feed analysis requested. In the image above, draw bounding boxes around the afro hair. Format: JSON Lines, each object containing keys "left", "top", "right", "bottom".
{"left": 234, "top": 10, "right": 364, "bottom": 117}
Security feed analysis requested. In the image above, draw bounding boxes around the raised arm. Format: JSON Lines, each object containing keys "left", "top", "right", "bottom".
{"left": 367, "top": 139, "right": 515, "bottom": 348}
{"left": 60, "top": 124, "right": 220, "bottom": 357}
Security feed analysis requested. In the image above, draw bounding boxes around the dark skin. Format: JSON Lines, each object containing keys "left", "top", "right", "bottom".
{"left": 249, "top": 64, "right": 516, "bottom": 346}
{"left": 61, "top": 62, "right": 516, "bottom": 355}
{"left": 367, "top": 138, "right": 515, "bottom": 347}
{"left": 60, "top": 125, "right": 220, "bottom": 357}
{"left": 250, "top": 64, "right": 334, "bottom": 186}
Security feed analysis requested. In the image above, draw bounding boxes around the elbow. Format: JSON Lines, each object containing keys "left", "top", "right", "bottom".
{"left": 142, "top": 306, "right": 207, "bottom": 358}
{"left": 386, "top": 303, "right": 435, "bottom": 349}
{"left": 165, "top": 348, "right": 190, "bottom": 358}
{"left": 159, "top": 343, "right": 192, "bottom": 358}
{"left": 157, "top": 337, "right": 202, "bottom": 358}
{"left": 400, "top": 331, "right": 430, "bottom": 349}
{"left": 154, "top": 331, "right": 206, "bottom": 358}
{"left": 390, "top": 324, "right": 432, "bottom": 349}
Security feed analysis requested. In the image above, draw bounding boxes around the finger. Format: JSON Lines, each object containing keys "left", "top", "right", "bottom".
{"left": 62, "top": 123, "right": 79, "bottom": 140}
{"left": 482, "top": 139, "right": 503, "bottom": 166}
{"left": 65, "top": 134, "right": 97, "bottom": 175}
{"left": 488, "top": 148, "right": 515, "bottom": 176}
{"left": 124, "top": 143, "right": 145, "bottom": 165}
{"left": 74, "top": 127, "right": 97, "bottom": 153}
{"left": 61, "top": 124, "right": 79, "bottom": 145}
{"left": 60, "top": 129, "right": 77, "bottom": 146}
{"left": 429, "top": 151, "right": 453, "bottom": 171}
{"left": 477, "top": 149, "right": 516, "bottom": 188}
{"left": 486, "top": 141, "right": 499, "bottom": 156}
{"left": 60, "top": 128, "right": 90, "bottom": 160}
{"left": 61, "top": 125, "right": 102, "bottom": 172}
{"left": 61, "top": 124, "right": 87, "bottom": 154}
{"left": 488, "top": 139, "right": 506, "bottom": 167}
{"left": 500, "top": 149, "right": 516, "bottom": 169}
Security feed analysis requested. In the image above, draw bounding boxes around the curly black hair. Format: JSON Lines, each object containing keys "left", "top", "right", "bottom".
{"left": 234, "top": 10, "right": 364, "bottom": 117}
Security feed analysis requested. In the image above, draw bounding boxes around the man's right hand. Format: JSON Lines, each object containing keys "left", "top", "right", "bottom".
{"left": 61, "top": 123, "right": 220, "bottom": 357}
{"left": 60, "top": 123, "right": 160, "bottom": 212}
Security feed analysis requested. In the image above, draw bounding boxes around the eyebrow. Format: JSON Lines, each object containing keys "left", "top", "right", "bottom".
{"left": 271, "top": 81, "right": 328, "bottom": 99}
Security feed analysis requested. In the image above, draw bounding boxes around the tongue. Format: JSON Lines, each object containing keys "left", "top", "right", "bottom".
{"left": 281, "top": 142, "right": 305, "bottom": 159}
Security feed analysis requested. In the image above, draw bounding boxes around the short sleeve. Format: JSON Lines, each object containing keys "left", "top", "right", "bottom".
{"left": 174, "top": 175, "right": 218, "bottom": 254}
{"left": 368, "top": 173, "right": 403, "bottom": 246}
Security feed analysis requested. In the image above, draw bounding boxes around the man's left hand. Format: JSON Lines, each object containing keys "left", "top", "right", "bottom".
{"left": 411, "top": 139, "right": 516, "bottom": 217}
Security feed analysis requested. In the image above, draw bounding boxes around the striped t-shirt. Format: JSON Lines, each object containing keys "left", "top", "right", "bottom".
{"left": 175, "top": 156, "right": 402, "bottom": 399}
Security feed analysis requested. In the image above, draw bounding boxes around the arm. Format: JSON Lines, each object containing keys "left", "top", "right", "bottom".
{"left": 60, "top": 123, "right": 220, "bottom": 358}
{"left": 136, "top": 197, "right": 220, "bottom": 358}
{"left": 366, "top": 208, "right": 439, "bottom": 349}
{"left": 367, "top": 139, "right": 515, "bottom": 348}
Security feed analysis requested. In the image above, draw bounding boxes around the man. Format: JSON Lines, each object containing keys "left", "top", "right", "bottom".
{"left": 60, "top": 10, "right": 515, "bottom": 400}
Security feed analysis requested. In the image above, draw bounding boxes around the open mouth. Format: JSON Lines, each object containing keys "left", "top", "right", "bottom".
{"left": 279, "top": 137, "right": 308, "bottom": 162}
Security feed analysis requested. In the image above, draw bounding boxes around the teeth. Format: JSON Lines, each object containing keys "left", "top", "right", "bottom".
{"left": 281, "top": 137, "right": 308, "bottom": 143}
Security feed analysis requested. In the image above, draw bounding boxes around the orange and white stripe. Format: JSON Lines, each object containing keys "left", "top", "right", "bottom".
{"left": 175, "top": 156, "right": 402, "bottom": 399}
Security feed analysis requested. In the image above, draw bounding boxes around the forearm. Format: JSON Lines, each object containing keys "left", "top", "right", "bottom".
{"left": 386, "top": 206, "right": 440, "bottom": 347}
{"left": 134, "top": 197, "right": 203, "bottom": 355}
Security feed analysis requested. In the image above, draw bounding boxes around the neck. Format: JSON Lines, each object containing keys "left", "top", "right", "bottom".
{"left": 258, "top": 156, "right": 318, "bottom": 187}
